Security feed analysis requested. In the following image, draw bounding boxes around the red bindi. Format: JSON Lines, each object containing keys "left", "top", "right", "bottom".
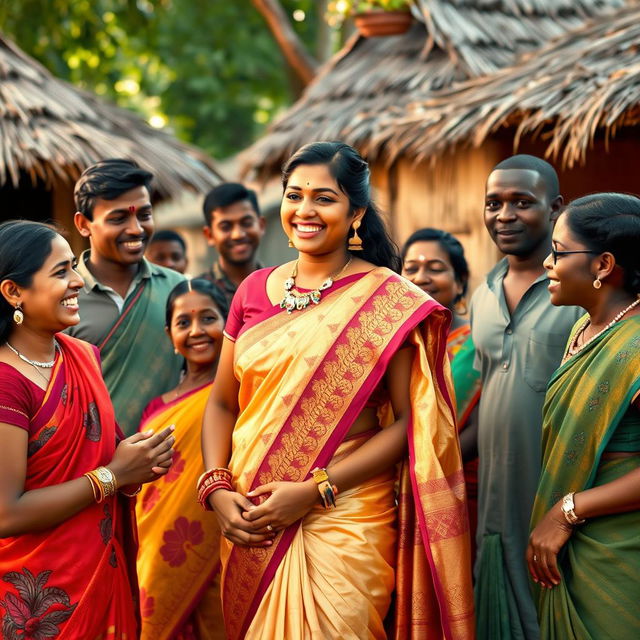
{"left": 128, "top": 205, "right": 136, "bottom": 213}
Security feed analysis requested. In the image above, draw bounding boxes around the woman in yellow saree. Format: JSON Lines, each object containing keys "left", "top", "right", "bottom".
{"left": 201, "top": 142, "right": 475, "bottom": 639}
{"left": 136, "top": 279, "right": 228, "bottom": 640}
{"left": 527, "top": 194, "right": 640, "bottom": 639}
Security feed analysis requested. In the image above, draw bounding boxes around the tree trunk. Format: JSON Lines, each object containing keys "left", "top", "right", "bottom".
{"left": 252, "top": 0, "right": 318, "bottom": 86}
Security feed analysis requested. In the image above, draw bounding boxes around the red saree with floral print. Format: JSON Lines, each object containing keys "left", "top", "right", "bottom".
{"left": 0, "top": 333, "right": 138, "bottom": 640}
{"left": 221, "top": 267, "right": 475, "bottom": 640}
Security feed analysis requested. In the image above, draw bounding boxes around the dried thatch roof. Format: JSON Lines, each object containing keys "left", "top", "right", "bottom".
{"left": 374, "top": 3, "right": 640, "bottom": 168}
{"left": 241, "top": 0, "right": 624, "bottom": 179}
{"left": 0, "top": 34, "right": 222, "bottom": 197}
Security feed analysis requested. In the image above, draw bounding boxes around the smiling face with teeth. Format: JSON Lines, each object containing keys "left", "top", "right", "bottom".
{"left": 281, "top": 164, "right": 364, "bottom": 257}
{"left": 8, "top": 234, "right": 84, "bottom": 334}
{"left": 75, "top": 185, "right": 154, "bottom": 268}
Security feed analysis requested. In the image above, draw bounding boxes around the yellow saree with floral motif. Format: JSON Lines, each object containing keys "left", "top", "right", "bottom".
{"left": 221, "top": 267, "right": 475, "bottom": 640}
{"left": 136, "top": 384, "right": 224, "bottom": 640}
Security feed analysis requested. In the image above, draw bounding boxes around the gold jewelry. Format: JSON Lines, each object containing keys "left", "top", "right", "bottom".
{"left": 310, "top": 467, "right": 338, "bottom": 509}
{"left": 564, "top": 296, "right": 640, "bottom": 362}
{"left": 348, "top": 220, "right": 363, "bottom": 251}
{"left": 279, "top": 258, "right": 352, "bottom": 314}
{"left": 593, "top": 277, "right": 602, "bottom": 289}
{"left": 120, "top": 484, "right": 142, "bottom": 497}
{"left": 288, "top": 238, "right": 294, "bottom": 248}
{"left": 266, "top": 524, "right": 274, "bottom": 532}
{"left": 13, "top": 304, "right": 24, "bottom": 325}
{"left": 453, "top": 298, "right": 468, "bottom": 316}
{"left": 561, "top": 492, "right": 585, "bottom": 525}
{"left": 85, "top": 466, "right": 117, "bottom": 503}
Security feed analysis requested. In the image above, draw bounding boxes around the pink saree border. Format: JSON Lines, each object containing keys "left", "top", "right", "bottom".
{"left": 234, "top": 271, "right": 371, "bottom": 341}
{"left": 139, "top": 382, "right": 212, "bottom": 428}
{"left": 234, "top": 287, "right": 445, "bottom": 638}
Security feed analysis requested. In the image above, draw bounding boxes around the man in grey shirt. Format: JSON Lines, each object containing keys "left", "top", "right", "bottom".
{"left": 471, "top": 155, "right": 582, "bottom": 639}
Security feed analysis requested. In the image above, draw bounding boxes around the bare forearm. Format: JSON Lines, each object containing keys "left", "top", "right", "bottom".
{"left": 201, "top": 397, "right": 236, "bottom": 470}
{"left": 0, "top": 477, "right": 95, "bottom": 538}
{"left": 575, "top": 466, "right": 640, "bottom": 520}
{"left": 327, "top": 419, "right": 407, "bottom": 492}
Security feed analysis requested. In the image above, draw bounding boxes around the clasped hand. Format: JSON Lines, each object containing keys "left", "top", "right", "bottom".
{"left": 210, "top": 481, "right": 319, "bottom": 547}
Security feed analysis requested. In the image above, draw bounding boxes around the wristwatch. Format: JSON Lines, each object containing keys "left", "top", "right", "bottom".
{"left": 561, "top": 492, "right": 585, "bottom": 525}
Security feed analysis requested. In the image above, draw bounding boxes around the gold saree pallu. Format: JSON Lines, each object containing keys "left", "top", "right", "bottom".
{"left": 220, "top": 269, "right": 475, "bottom": 640}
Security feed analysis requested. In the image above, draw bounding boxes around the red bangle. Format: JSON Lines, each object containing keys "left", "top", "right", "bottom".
{"left": 198, "top": 479, "right": 233, "bottom": 510}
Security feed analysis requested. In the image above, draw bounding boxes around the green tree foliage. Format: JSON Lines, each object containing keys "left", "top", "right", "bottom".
{"left": 0, "top": 0, "right": 319, "bottom": 158}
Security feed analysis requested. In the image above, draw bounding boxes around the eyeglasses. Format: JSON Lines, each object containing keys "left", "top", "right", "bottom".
{"left": 550, "top": 248, "right": 599, "bottom": 265}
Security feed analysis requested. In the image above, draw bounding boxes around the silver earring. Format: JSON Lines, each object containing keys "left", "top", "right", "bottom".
{"left": 13, "top": 304, "right": 24, "bottom": 325}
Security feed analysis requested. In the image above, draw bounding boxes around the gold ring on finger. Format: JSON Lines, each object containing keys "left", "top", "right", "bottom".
{"left": 533, "top": 554, "right": 538, "bottom": 562}
{"left": 266, "top": 524, "right": 274, "bottom": 532}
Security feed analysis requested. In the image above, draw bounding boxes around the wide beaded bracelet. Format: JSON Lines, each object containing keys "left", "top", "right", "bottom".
{"left": 197, "top": 467, "right": 233, "bottom": 511}
{"left": 84, "top": 466, "right": 117, "bottom": 503}
{"left": 310, "top": 467, "right": 339, "bottom": 510}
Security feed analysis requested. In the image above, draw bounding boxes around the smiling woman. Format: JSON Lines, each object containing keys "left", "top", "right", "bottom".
{"left": 201, "top": 142, "right": 475, "bottom": 640}
{"left": 136, "top": 278, "right": 228, "bottom": 640}
{"left": 0, "top": 220, "right": 175, "bottom": 639}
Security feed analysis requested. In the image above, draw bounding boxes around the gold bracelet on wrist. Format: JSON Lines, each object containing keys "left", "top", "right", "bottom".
{"left": 310, "top": 467, "right": 338, "bottom": 510}
{"left": 84, "top": 467, "right": 117, "bottom": 503}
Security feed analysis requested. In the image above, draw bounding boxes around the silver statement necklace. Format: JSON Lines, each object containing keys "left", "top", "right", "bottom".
{"left": 279, "top": 258, "right": 352, "bottom": 314}
{"left": 563, "top": 296, "right": 640, "bottom": 362}
{"left": 6, "top": 341, "right": 58, "bottom": 368}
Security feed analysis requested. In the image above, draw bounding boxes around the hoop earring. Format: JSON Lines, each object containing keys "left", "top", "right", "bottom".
{"left": 288, "top": 238, "right": 294, "bottom": 248}
{"left": 348, "top": 220, "right": 363, "bottom": 251}
{"left": 593, "top": 277, "right": 602, "bottom": 290}
{"left": 13, "top": 304, "right": 24, "bottom": 325}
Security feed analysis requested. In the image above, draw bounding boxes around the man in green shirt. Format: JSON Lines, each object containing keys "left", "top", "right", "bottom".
{"left": 471, "top": 155, "right": 582, "bottom": 639}
{"left": 67, "top": 159, "right": 184, "bottom": 435}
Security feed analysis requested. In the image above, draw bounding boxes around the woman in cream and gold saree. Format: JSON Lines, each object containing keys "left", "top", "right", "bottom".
{"left": 527, "top": 194, "right": 640, "bottom": 639}
{"left": 202, "top": 143, "right": 475, "bottom": 640}
{"left": 0, "top": 221, "right": 174, "bottom": 640}
{"left": 136, "top": 279, "right": 228, "bottom": 640}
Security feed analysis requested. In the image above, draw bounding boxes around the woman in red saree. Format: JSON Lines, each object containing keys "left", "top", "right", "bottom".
{"left": 202, "top": 143, "right": 475, "bottom": 639}
{"left": 0, "top": 221, "right": 174, "bottom": 639}
{"left": 402, "top": 228, "right": 481, "bottom": 565}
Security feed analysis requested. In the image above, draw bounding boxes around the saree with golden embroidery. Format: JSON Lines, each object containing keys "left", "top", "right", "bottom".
{"left": 0, "top": 333, "right": 138, "bottom": 640}
{"left": 221, "top": 267, "right": 475, "bottom": 640}
{"left": 136, "top": 383, "right": 224, "bottom": 640}
{"left": 531, "top": 316, "right": 640, "bottom": 639}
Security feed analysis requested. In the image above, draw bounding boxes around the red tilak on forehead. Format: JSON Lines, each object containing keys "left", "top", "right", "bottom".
{"left": 128, "top": 205, "right": 136, "bottom": 213}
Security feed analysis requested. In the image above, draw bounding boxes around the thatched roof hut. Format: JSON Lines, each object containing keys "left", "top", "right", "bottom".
{"left": 241, "top": 0, "right": 624, "bottom": 180}
{"left": 240, "top": 0, "right": 625, "bottom": 285}
{"left": 0, "top": 33, "right": 222, "bottom": 249}
{"left": 375, "top": 4, "right": 640, "bottom": 170}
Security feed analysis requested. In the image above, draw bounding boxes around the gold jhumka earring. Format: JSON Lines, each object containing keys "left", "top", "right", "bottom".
{"left": 348, "top": 220, "right": 363, "bottom": 251}
{"left": 13, "top": 304, "right": 24, "bottom": 325}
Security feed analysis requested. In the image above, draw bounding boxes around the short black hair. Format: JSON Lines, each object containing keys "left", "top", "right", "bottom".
{"left": 492, "top": 154, "right": 560, "bottom": 201}
{"left": 202, "top": 183, "right": 260, "bottom": 226}
{"left": 74, "top": 158, "right": 153, "bottom": 220}
{"left": 149, "top": 229, "right": 186, "bottom": 252}
{"left": 564, "top": 193, "right": 640, "bottom": 296}
{"left": 401, "top": 227, "right": 470, "bottom": 298}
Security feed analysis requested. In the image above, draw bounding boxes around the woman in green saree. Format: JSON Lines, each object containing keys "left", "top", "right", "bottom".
{"left": 528, "top": 193, "right": 640, "bottom": 639}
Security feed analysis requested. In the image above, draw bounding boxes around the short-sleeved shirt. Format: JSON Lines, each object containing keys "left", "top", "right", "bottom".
{"left": 67, "top": 251, "right": 183, "bottom": 345}
{"left": 471, "top": 258, "right": 583, "bottom": 636}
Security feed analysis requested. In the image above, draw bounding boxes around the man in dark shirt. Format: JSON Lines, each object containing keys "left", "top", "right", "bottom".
{"left": 198, "top": 183, "right": 265, "bottom": 305}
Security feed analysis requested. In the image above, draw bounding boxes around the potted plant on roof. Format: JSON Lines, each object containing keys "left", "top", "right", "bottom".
{"left": 328, "top": 1, "right": 414, "bottom": 37}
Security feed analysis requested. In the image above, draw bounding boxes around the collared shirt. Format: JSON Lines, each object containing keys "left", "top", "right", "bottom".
{"left": 67, "top": 251, "right": 169, "bottom": 345}
{"left": 471, "top": 258, "right": 583, "bottom": 638}
{"left": 198, "top": 260, "right": 263, "bottom": 308}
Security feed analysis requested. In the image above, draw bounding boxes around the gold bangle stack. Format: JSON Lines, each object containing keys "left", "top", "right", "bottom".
{"left": 84, "top": 466, "right": 117, "bottom": 503}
